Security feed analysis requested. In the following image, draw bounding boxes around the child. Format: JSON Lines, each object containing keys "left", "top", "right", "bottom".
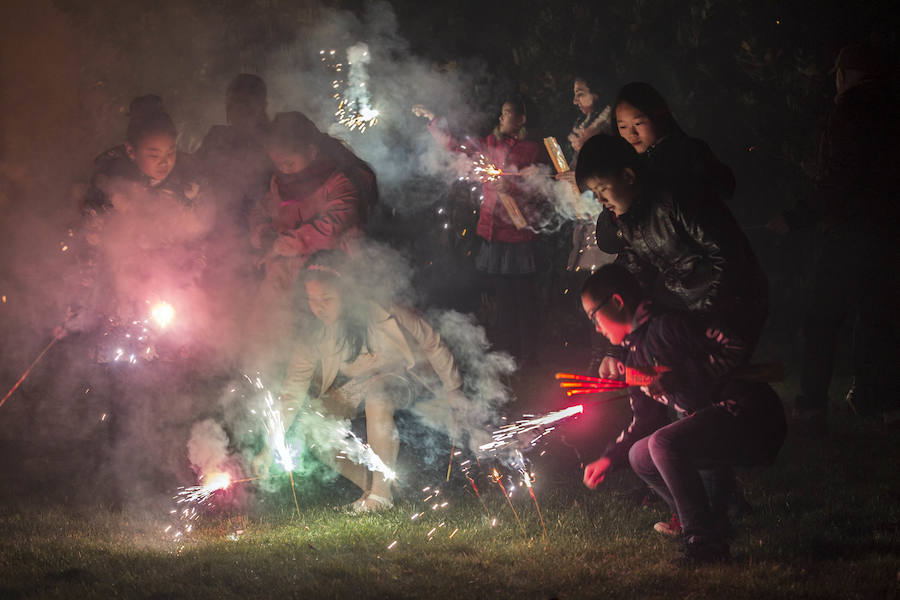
{"left": 413, "top": 98, "right": 549, "bottom": 362}
{"left": 580, "top": 264, "right": 785, "bottom": 563}
{"left": 83, "top": 96, "right": 202, "bottom": 216}
{"left": 245, "top": 111, "right": 375, "bottom": 379}
{"left": 254, "top": 250, "right": 468, "bottom": 512}
{"left": 613, "top": 82, "right": 735, "bottom": 202}
{"left": 574, "top": 134, "right": 767, "bottom": 350}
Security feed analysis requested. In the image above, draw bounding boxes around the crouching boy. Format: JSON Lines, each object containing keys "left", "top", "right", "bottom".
{"left": 581, "top": 264, "right": 785, "bottom": 564}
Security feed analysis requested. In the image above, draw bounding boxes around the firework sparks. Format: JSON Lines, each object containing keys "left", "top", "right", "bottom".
{"left": 174, "top": 471, "right": 233, "bottom": 506}
{"left": 321, "top": 44, "right": 380, "bottom": 133}
{"left": 150, "top": 301, "right": 175, "bottom": 329}
{"left": 491, "top": 468, "right": 527, "bottom": 537}
{"left": 515, "top": 451, "right": 547, "bottom": 540}
{"left": 479, "top": 404, "right": 584, "bottom": 453}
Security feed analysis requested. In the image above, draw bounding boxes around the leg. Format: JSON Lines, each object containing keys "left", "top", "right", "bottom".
{"left": 364, "top": 392, "right": 399, "bottom": 503}
{"left": 628, "top": 435, "right": 677, "bottom": 514}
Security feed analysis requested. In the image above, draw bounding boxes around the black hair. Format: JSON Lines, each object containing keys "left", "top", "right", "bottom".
{"left": 581, "top": 264, "right": 644, "bottom": 313}
{"left": 226, "top": 73, "right": 267, "bottom": 101}
{"left": 501, "top": 95, "right": 527, "bottom": 117}
{"left": 614, "top": 82, "right": 684, "bottom": 139}
{"left": 574, "top": 134, "right": 642, "bottom": 191}
{"left": 572, "top": 72, "right": 601, "bottom": 96}
{"left": 304, "top": 249, "right": 371, "bottom": 363}
{"left": 265, "top": 112, "right": 378, "bottom": 210}
{"left": 125, "top": 95, "right": 176, "bottom": 147}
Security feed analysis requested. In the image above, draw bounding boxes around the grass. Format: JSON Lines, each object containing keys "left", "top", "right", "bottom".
{"left": 0, "top": 386, "right": 898, "bottom": 599}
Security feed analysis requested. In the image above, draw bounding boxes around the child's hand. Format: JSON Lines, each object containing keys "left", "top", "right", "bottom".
{"left": 411, "top": 105, "right": 435, "bottom": 121}
{"left": 583, "top": 456, "right": 612, "bottom": 489}
{"left": 597, "top": 356, "right": 623, "bottom": 379}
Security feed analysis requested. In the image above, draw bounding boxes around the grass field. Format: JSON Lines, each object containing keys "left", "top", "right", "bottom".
{"left": 1, "top": 385, "right": 898, "bottom": 599}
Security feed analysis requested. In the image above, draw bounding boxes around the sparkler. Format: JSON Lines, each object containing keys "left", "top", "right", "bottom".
{"left": 514, "top": 451, "right": 547, "bottom": 541}
{"left": 252, "top": 375, "right": 301, "bottom": 519}
{"left": 479, "top": 404, "right": 584, "bottom": 453}
{"left": 471, "top": 154, "right": 523, "bottom": 183}
{"left": 491, "top": 467, "right": 526, "bottom": 537}
{"left": 0, "top": 336, "right": 59, "bottom": 409}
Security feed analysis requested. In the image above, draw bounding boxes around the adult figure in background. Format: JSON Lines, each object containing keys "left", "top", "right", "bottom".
{"left": 556, "top": 73, "right": 618, "bottom": 372}
{"left": 245, "top": 111, "right": 375, "bottom": 381}
{"left": 195, "top": 74, "right": 272, "bottom": 231}
{"left": 767, "top": 42, "right": 899, "bottom": 432}
{"left": 414, "top": 98, "right": 549, "bottom": 363}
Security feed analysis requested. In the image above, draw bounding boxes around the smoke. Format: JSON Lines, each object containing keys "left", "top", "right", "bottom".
{"left": 187, "top": 418, "right": 230, "bottom": 475}
{"left": 0, "top": 0, "right": 569, "bottom": 507}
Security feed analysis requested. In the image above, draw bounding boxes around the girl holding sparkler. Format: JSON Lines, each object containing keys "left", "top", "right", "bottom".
{"left": 254, "top": 250, "right": 468, "bottom": 512}
{"left": 413, "top": 98, "right": 549, "bottom": 363}
{"left": 245, "top": 112, "right": 375, "bottom": 380}
{"left": 580, "top": 264, "right": 785, "bottom": 564}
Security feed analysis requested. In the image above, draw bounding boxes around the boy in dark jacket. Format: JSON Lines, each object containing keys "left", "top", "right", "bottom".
{"left": 575, "top": 134, "right": 768, "bottom": 351}
{"left": 581, "top": 264, "right": 785, "bottom": 563}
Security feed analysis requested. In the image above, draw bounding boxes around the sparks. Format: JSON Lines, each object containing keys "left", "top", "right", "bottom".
{"left": 150, "top": 301, "right": 175, "bottom": 329}
{"left": 479, "top": 405, "right": 584, "bottom": 452}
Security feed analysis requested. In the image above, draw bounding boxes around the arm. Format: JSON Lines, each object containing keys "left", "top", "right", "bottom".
{"left": 599, "top": 390, "right": 670, "bottom": 470}
{"left": 390, "top": 305, "right": 462, "bottom": 391}
{"left": 272, "top": 173, "right": 362, "bottom": 257}
{"left": 279, "top": 343, "right": 319, "bottom": 432}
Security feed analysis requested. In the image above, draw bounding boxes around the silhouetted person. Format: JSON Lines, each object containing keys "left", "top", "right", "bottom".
{"left": 767, "top": 42, "right": 899, "bottom": 432}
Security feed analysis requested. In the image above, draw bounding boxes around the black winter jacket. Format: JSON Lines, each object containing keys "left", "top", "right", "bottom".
{"left": 616, "top": 183, "right": 767, "bottom": 318}
{"left": 595, "top": 132, "right": 735, "bottom": 256}
{"left": 601, "top": 302, "right": 785, "bottom": 468}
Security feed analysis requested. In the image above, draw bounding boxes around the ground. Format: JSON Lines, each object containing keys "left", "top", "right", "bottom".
{"left": 0, "top": 377, "right": 897, "bottom": 599}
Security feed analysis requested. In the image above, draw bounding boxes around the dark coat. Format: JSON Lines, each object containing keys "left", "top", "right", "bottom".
{"left": 82, "top": 147, "right": 201, "bottom": 215}
{"left": 602, "top": 302, "right": 785, "bottom": 468}
{"left": 616, "top": 183, "right": 768, "bottom": 330}
{"left": 594, "top": 133, "right": 735, "bottom": 256}
{"left": 784, "top": 80, "right": 899, "bottom": 232}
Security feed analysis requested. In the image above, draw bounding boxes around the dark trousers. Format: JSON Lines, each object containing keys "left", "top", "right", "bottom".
{"left": 797, "top": 226, "right": 899, "bottom": 414}
{"left": 628, "top": 389, "right": 785, "bottom": 541}
{"left": 489, "top": 274, "right": 538, "bottom": 363}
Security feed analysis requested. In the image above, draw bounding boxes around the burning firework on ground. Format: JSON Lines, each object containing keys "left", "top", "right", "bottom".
{"left": 479, "top": 404, "right": 584, "bottom": 453}
{"left": 320, "top": 43, "right": 380, "bottom": 133}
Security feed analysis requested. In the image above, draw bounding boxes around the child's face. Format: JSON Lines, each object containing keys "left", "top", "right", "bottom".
{"left": 616, "top": 101, "right": 659, "bottom": 153}
{"left": 573, "top": 79, "right": 598, "bottom": 116}
{"left": 581, "top": 292, "right": 631, "bottom": 345}
{"left": 268, "top": 144, "right": 317, "bottom": 175}
{"left": 583, "top": 170, "right": 637, "bottom": 216}
{"left": 497, "top": 103, "right": 526, "bottom": 136}
{"left": 128, "top": 133, "right": 177, "bottom": 183}
{"left": 306, "top": 279, "right": 342, "bottom": 326}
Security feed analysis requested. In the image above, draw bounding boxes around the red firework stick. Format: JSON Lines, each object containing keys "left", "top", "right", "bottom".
{"left": 555, "top": 372, "right": 604, "bottom": 382}
{"left": 558, "top": 381, "right": 627, "bottom": 389}
{"left": 0, "top": 337, "right": 59, "bottom": 410}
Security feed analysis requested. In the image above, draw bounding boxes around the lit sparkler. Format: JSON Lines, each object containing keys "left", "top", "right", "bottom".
{"left": 471, "top": 154, "right": 523, "bottom": 183}
{"left": 514, "top": 451, "right": 547, "bottom": 540}
{"left": 251, "top": 374, "right": 301, "bottom": 519}
{"left": 150, "top": 301, "right": 175, "bottom": 329}
{"left": 491, "top": 468, "right": 526, "bottom": 537}
{"left": 479, "top": 404, "right": 584, "bottom": 453}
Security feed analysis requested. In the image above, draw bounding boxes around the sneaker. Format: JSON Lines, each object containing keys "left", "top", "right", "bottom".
{"left": 677, "top": 535, "right": 730, "bottom": 565}
{"left": 653, "top": 514, "right": 682, "bottom": 537}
